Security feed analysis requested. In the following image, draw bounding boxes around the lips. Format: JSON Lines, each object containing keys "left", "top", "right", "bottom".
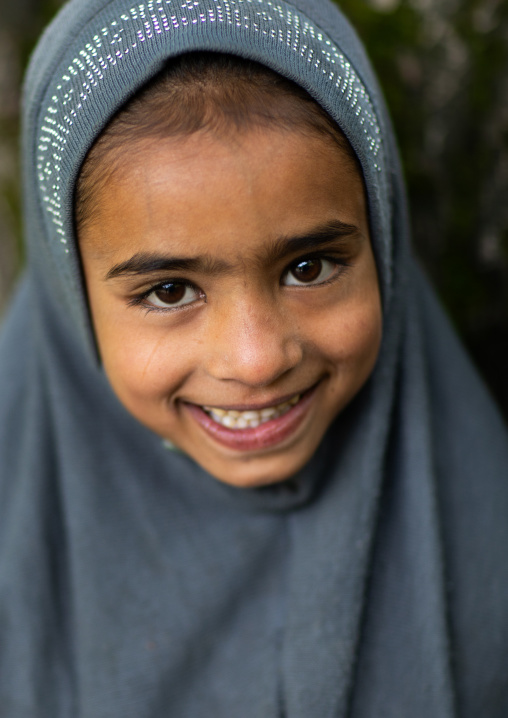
{"left": 183, "top": 384, "right": 318, "bottom": 452}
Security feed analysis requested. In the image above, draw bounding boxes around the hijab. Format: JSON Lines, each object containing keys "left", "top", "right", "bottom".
{"left": 1, "top": 0, "right": 508, "bottom": 715}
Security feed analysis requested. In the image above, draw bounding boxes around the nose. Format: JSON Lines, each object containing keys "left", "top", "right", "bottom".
{"left": 204, "top": 294, "right": 303, "bottom": 387}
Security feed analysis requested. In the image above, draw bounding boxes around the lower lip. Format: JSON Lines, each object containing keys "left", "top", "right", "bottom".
{"left": 184, "top": 386, "right": 318, "bottom": 453}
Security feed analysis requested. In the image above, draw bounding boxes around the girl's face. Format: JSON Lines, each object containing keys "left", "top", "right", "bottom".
{"left": 79, "top": 128, "right": 382, "bottom": 487}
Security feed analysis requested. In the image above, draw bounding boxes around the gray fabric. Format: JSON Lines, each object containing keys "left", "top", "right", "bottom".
{"left": 1, "top": 0, "right": 508, "bottom": 715}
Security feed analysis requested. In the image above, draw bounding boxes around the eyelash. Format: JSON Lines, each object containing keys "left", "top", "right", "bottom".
{"left": 128, "top": 253, "right": 352, "bottom": 314}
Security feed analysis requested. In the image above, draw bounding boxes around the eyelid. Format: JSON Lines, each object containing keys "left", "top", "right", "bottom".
{"left": 286, "top": 247, "right": 354, "bottom": 268}
{"left": 121, "top": 273, "right": 197, "bottom": 293}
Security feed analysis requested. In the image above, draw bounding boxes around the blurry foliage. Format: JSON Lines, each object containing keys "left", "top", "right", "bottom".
{"left": 0, "top": 0, "right": 507, "bottom": 416}
{"left": 339, "top": 0, "right": 508, "bottom": 417}
{"left": 0, "top": 0, "right": 67, "bottom": 307}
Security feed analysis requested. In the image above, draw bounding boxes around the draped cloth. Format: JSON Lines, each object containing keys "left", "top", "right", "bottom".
{"left": 1, "top": 0, "right": 508, "bottom": 715}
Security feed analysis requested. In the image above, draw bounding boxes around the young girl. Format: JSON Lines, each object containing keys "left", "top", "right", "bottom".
{"left": 1, "top": 0, "right": 507, "bottom": 715}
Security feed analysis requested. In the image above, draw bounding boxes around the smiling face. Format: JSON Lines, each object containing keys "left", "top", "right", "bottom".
{"left": 79, "top": 128, "right": 382, "bottom": 487}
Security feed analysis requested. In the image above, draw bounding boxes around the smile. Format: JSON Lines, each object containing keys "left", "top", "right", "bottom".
{"left": 202, "top": 394, "right": 300, "bottom": 429}
{"left": 183, "top": 384, "right": 319, "bottom": 453}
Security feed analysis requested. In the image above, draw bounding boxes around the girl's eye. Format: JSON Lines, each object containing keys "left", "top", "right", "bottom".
{"left": 145, "top": 282, "right": 201, "bottom": 309}
{"left": 283, "top": 258, "right": 338, "bottom": 287}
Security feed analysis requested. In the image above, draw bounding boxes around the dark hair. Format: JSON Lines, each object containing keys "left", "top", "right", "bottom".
{"left": 75, "top": 52, "right": 359, "bottom": 231}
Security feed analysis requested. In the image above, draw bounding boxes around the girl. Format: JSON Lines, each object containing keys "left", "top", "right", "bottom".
{"left": 1, "top": 0, "right": 507, "bottom": 715}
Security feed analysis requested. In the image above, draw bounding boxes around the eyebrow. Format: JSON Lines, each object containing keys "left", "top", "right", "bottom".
{"left": 263, "top": 219, "right": 361, "bottom": 267}
{"left": 104, "top": 219, "right": 361, "bottom": 281}
{"left": 105, "top": 254, "right": 230, "bottom": 280}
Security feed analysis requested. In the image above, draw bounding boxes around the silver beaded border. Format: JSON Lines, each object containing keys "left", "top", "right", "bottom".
{"left": 37, "top": 0, "right": 384, "bottom": 253}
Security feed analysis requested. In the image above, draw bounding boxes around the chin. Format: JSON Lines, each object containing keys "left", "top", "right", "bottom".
{"left": 190, "top": 446, "right": 314, "bottom": 489}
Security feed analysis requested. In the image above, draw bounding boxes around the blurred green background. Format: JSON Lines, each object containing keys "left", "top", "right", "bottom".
{"left": 0, "top": 0, "right": 507, "bottom": 418}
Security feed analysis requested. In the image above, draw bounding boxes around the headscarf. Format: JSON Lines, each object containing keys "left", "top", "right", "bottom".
{"left": 1, "top": 0, "right": 508, "bottom": 715}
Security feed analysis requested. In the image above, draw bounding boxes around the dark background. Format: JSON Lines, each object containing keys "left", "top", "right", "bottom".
{"left": 1, "top": 0, "right": 507, "bottom": 419}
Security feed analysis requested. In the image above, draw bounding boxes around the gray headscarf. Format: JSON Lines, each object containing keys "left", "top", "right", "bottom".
{"left": 1, "top": 0, "right": 508, "bottom": 716}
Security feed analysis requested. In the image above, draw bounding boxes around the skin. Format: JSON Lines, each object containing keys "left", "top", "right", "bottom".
{"left": 79, "top": 127, "right": 382, "bottom": 488}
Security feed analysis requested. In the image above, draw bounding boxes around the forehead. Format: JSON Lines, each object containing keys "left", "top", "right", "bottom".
{"left": 80, "top": 127, "right": 369, "bottom": 266}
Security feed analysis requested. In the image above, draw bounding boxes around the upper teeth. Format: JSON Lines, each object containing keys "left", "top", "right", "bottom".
{"left": 203, "top": 394, "right": 300, "bottom": 429}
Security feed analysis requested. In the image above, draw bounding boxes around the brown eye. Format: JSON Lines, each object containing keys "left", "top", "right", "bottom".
{"left": 155, "top": 283, "right": 186, "bottom": 304}
{"left": 292, "top": 259, "right": 322, "bottom": 283}
{"left": 146, "top": 282, "right": 201, "bottom": 309}
{"left": 283, "top": 258, "right": 337, "bottom": 287}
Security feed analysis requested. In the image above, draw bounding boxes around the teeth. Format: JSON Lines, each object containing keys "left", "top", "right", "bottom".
{"left": 211, "top": 408, "right": 226, "bottom": 417}
{"left": 203, "top": 394, "right": 301, "bottom": 430}
{"left": 242, "top": 411, "right": 261, "bottom": 420}
{"left": 261, "top": 408, "right": 276, "bottom": 419}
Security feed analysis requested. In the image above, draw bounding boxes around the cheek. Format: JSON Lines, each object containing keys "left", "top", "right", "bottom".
{"left": 309, "top": 291, "right": 382, "bottom": 378}
{"left": 96, "top": 320, "right": 194, "bottom": 404}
